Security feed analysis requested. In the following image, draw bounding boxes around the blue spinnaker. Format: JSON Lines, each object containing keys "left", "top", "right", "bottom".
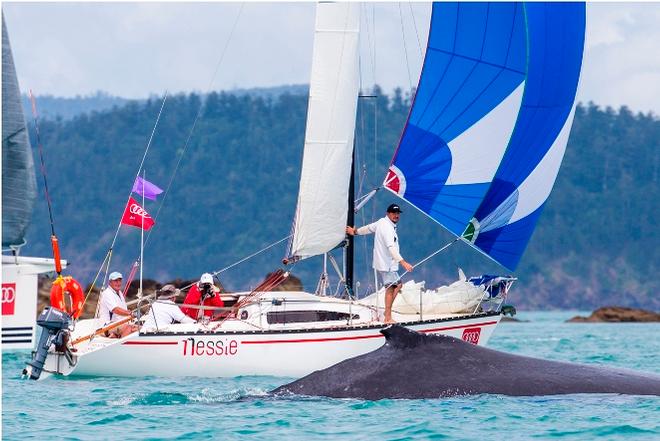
{"left": 470, "top": 3, "right": 586, "bottom": 270}
{"left": 385, "top": 2, "right": 585, "bottom": 271}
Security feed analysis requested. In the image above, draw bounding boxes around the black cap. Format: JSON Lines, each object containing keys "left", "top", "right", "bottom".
{"left": 387, "top": 204, "right": 402, "bottom": 213}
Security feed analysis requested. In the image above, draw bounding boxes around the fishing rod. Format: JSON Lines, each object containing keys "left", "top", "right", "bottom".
{"left": 28, "top": 90, "right": 62, "bottom": 275}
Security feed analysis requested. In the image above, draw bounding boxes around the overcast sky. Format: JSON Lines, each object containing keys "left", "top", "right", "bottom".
{"left": 3, "top": 2, "right": 659, "bottom": 115}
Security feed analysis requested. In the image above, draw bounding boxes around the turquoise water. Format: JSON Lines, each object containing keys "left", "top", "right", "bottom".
{"left": 3, "top": 311, "right": 659, "bottom": 440}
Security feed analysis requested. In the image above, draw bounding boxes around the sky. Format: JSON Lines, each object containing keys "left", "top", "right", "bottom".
{"left": 3, "top": 2, "right": 660, "bottom": 115}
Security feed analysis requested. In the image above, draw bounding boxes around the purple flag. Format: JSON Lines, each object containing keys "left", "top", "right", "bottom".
{"left": 132, "top": 176, "right": 163, "bottom": 201}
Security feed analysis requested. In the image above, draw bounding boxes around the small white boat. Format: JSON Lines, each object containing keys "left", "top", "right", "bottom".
{"left": 36, "top": 288, "right": 507, "bottom": 378}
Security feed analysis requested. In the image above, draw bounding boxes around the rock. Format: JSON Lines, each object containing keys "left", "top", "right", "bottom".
{"left": 567, "top": 306, "right": 660, "bottom": 323}
{"left": 262, "top": 272, "right": 303, "bottom": 292}
{"left": 501, "top": 316, "right": 529, "bottom": 323}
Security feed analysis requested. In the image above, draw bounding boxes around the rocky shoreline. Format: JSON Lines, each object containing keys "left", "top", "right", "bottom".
{"left": 567, "top": 306, "right": 660, "bottom": 323}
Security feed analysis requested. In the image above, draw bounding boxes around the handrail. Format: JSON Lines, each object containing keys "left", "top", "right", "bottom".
{"left": 71, "top": 316, "right": 133, "bottom": 346}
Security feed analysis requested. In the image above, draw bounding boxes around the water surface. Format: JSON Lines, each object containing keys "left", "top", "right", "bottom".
{"left": 3, "top": 311, "right": 659, "bottom": 440}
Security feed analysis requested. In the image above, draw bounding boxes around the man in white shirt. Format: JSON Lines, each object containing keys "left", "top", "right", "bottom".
{"left": 346, "top": 203, "right": 414, "bottom": 323}
{"left": 98, "top": 271, "right": 137, "bottom": 338}
{"left": 142, "top": 285, "right": 196, "bottom": 331}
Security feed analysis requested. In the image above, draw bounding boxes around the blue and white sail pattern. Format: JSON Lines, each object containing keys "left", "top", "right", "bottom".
{"left": 385, "top": 2, "right": 585, "bottom": 271}
{"left": 385, "top": 3, "right": 527, "bottom": 237}
{"left": 469, "top": 3, "right": 585, "bottom": 270}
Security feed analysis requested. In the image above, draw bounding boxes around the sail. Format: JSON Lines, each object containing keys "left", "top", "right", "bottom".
{"left": 2, "top": 14, "right": 37, "bottom": 250}
{"left": 288, "top": 2, "right": 360, "bottom": 261}
{"left": 468, "top": 3, "right": 586, "bottom": 270}
{"left": 385, "top": 2, "right": 585, "bottom": 271}
{"left": 385, "top": 3, "right": 527, "bottom": 237}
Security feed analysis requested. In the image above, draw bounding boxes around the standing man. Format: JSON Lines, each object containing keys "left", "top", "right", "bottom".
{"left": 98, "top": 271, "right": 138, "bottom": 337}
{"left": 142, "top": 284, "right": 195, "bottom": 331}
{"left": 346, "top": 203, "right": 413, "bottom": 323}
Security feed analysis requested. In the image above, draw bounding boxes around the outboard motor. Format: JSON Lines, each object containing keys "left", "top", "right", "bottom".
{"left": 23, "top": 307, "right": 72, "bottom": 380}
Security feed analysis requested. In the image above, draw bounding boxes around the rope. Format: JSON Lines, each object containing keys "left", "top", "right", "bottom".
{"left": 395, "top": 237, "right": 461, "bottom": 284}
{"left": 83, "top": 249, "right": 112, "bottom": 308}
{"left": 210, "top": 269, "right": 289, "bottom": 330}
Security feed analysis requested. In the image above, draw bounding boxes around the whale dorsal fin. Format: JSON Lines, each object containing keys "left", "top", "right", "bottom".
{"left": 380, "top": 324, "right": 430, "bottom": 348}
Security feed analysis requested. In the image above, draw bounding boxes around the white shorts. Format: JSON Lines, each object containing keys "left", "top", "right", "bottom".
{"left": 378, "top": 270, "right": 401, "bottom": 288}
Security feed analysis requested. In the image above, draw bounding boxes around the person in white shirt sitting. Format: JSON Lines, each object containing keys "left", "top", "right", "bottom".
{"left": 142, "top": 284, "right": 196, "bottom": 332}
{"left": 98, "top": 271, "right": 138, "bottom": 338}
{"left": 346, "top": 203, "right": 414, "bottom": 323}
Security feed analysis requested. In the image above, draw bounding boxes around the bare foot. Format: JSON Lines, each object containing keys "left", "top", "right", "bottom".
{"left": 384, "top": 318, "right": 397, "bottom": 324}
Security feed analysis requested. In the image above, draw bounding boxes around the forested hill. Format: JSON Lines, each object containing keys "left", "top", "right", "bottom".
{"left": 20, "top": 89, "right": 660, "bottom": 310}
{"left": 20, "top": 85, "right": 308, "bottom": 121}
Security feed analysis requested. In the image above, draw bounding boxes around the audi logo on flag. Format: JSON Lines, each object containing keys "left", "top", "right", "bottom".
{"left": 2, "top": 283, "right": 17, "bottom": 316}
{"left": 461, "top": 327, "right": 481, "bottom": 345}
{"left": 129, "top": 203, "right": 148, "bottom": 217}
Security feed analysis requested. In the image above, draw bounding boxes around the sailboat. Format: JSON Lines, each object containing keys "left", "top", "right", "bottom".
{"left": 2, "top": 13, "right": 68, "bottom": 350}
{"left": 26, "top": 2, "right": 585, "bottom": 379}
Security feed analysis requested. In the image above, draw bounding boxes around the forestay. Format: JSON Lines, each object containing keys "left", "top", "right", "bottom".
{"left": 2, "top": 14, "right": 37, "bottom": 250}
{"left": 288, "top": 2, "right": 361, "bottom": 261}
{"left": 385, "top": 2, "right": 585, "bottom": 271}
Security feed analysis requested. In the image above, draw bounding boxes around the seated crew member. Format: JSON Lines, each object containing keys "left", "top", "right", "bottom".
{"left": 141, "top": 284, "right": 195, "bottom": 331}
{"left": 98, "top": 271, "right": 139, "bottom": 338}
{"left": 181, "top": 273, "right": 224, "bottom": 320}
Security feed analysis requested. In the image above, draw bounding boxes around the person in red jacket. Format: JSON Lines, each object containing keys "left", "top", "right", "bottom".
{"left": 182, "top": 273, "right": 224, "bottom": 320}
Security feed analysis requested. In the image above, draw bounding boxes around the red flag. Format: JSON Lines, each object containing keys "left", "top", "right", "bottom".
{"left": 121, "top": 197, "right": 155, "bottom": 230}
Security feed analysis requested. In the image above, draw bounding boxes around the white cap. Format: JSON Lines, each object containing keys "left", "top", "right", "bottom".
{"left": 200, "top": 273, "right": 213, "bottom": 284}
{"left": 109, "top": 271, "right": 123, "bottom": 281}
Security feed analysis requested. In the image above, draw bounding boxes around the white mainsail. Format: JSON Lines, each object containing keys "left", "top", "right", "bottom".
{"left": 288, "top": 2, "right": 360, "bottom": 261}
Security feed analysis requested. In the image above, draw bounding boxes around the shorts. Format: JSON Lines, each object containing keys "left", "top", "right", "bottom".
{"left": 378, "top": 270, "right": 401, "bottom": 288}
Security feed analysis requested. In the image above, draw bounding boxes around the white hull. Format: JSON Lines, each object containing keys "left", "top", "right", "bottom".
{"left": 2, "top": 255, "right": 67, "bottom": 349}
{"left": 42, "top": 311, "right": 501, "bottom": 378}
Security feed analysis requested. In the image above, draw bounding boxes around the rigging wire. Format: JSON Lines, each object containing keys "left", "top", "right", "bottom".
{"left": 87, "top": 91, "right": 169, "bottom": 296}
{"left": 398, "top": 2, "right": 415, "bottom": 95}
{"left": 82, "top": 94, "right": 168, "bottom": 312}
{"left": 408, "top": 2, "right": 425, "bottom": 59}
{"left": 177, "top": 234, "right": 292, "bottom": 293}
{"left": 89, "top": 3, "right": 246, "bottom": 302}
{"left": 108, "top": 92, "right": 169, "bottom": 252}
{"left": 145, "top": 2, "right": 246, "bottom": 246}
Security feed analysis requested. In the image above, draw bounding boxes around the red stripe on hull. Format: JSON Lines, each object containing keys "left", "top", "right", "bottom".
{"left": 123, "top": 341, "right": 178, "bottom": 345}
{"left": 241, "top": 333, "right": 383, "bottom": 345}
{"left": 240, "top": 320, "right": 498, "bottom": 345}
{"left": 420, "top": 320, "right": 499, "bottom": 334}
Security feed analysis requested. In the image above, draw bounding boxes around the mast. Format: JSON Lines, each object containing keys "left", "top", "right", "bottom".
{"left": 345, "top": 142, "right": 355, "bottom": 298}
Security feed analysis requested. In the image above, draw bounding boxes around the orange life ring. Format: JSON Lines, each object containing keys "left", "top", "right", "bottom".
{"left": 50, "top": 276, "right": 85, "bottom": 319}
